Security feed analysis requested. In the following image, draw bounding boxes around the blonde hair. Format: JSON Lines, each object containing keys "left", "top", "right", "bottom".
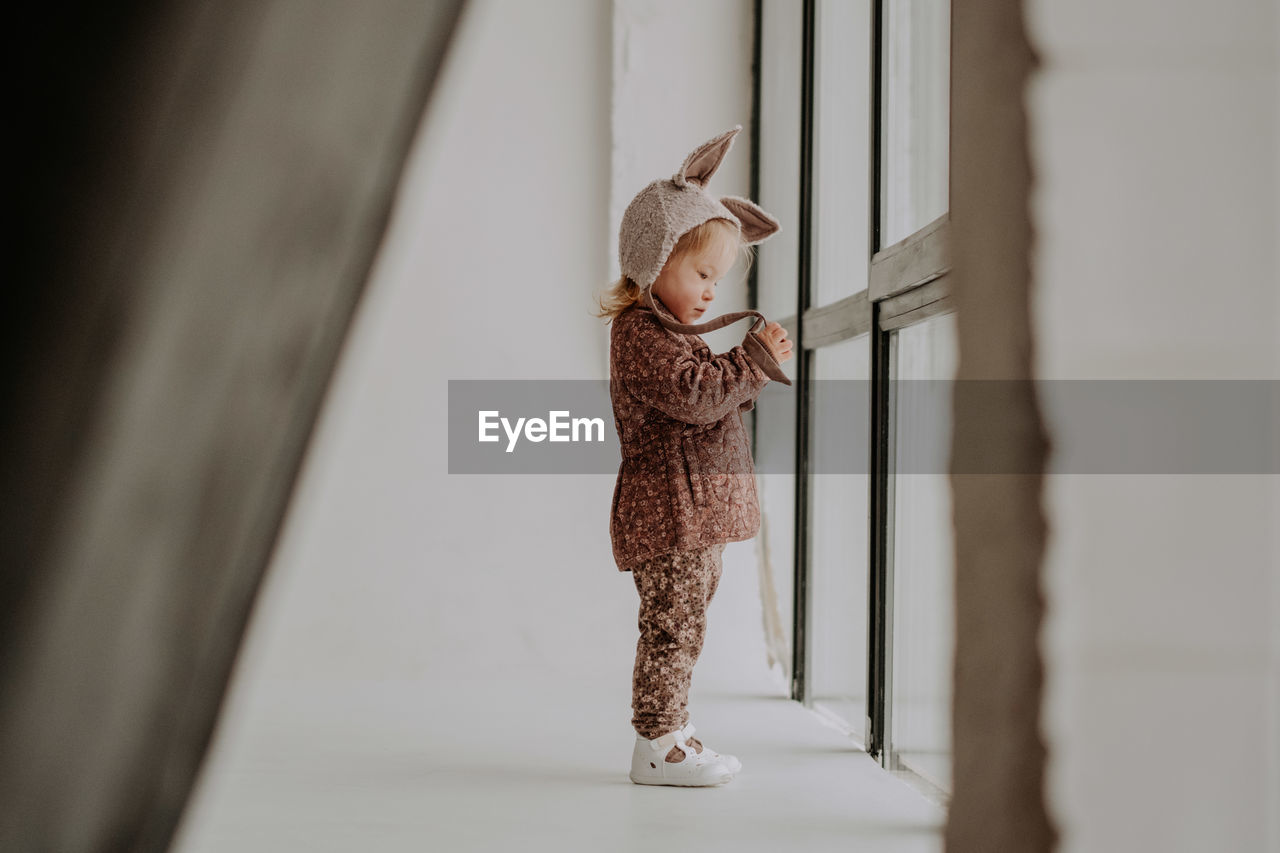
{"left": 594, "top": 218, "right": 755, "bottom": 322}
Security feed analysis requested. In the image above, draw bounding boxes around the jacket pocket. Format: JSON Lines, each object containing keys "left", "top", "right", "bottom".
{"left": 681, "top": 431, "right": 704, "bottom": 507}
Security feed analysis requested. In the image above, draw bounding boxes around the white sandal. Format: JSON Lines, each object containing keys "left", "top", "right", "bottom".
{"left": 629, "top": 727, "right": 734, "bottom": 787}
{"left": 681, "top": 723, "right": 741, "bottom": 774}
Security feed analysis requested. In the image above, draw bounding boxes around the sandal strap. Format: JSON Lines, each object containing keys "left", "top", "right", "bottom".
{"left": 650, "top": 729, "right": 686, "bottom": 751}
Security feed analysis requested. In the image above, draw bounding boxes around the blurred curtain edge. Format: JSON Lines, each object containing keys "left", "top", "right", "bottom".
{"left": 1, "top": 2, "right": 468, "bottom": 851}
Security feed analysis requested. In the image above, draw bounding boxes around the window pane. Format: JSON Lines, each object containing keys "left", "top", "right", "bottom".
{"left": 757, "top": 0, "right": 804, "bottom": 322}
{"left": 753, "top": 0, "right": 806, "bottom": 679}
{"left": 880, "top": 0, "right": 949, "bottom": 248}
{"left": 812, "top": 0, "right": 873, "bottom": 306}
{"left": 888, "top": 311, "right": 957, "bottom": 791}
{"left": 754, "top": 392, "right": 796, "bottom": 683}
{"left": 808, "top": 334, "right": 871, "bottom": 735}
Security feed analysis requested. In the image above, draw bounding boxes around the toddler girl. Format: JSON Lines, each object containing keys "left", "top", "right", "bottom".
{"left": 595, "top": 126, "right": 793, "bottom": 787}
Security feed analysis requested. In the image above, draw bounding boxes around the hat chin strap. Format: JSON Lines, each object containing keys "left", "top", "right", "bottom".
{"left": 642, "top": 285, "right": 792, "bottom": 386}
{"left": 643, "top": 284, "right": 765, "bottom": 335}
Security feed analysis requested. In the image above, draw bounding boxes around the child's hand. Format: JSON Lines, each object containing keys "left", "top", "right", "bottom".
{"left": 761, "top": 321, "right": 794, "bottom": 364}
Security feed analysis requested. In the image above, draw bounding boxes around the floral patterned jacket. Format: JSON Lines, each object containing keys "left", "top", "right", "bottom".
{"left": 608, "top": 298, "right": 774, "bottom": 572}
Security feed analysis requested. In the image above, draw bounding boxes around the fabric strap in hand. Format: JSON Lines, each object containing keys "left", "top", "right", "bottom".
{"left": 643, "top": 286, "right": 792, "bottom": 386}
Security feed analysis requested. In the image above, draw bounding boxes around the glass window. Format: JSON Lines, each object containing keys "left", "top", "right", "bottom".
{"left": 887, "top": 310, "right": 957, "bottom": 791}
{"left": 880, "top": 0, "right": 950, "bottom": 247}
{"left": 808, "top": 334, "right": 871, "bottom": 735}
{"left": 756, "top": 0, "right": 805, "bottom": 322}
{"left": 754, "top": 394, "right": 796, "bottom": 683}
{"left": 752, "top": 0, "right": 807, "bottom": 682}
{"left": 812, "top": 0, "right": 873, "bottom": 306}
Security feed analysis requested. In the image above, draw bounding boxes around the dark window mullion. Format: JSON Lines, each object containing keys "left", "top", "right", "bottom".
{"left": 866, "top": 0, "right": 889, "bottom": 760}
{"left": 790, "top": 0, "right": 817, "bottom": 703}
{"left": 867, "top": 318, "right": 892, "bottom": 759}
{"left": 747, "top": 0, "right": 763, "bottom": 314}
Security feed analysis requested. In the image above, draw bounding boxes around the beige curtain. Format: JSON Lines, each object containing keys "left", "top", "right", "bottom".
{"left": 947, "top": 0, "right": 1056, "bottom": 850}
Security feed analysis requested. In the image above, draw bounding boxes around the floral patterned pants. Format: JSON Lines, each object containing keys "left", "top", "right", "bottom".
{"left": 630, "top": 543, "right": 726, "bottom": 739}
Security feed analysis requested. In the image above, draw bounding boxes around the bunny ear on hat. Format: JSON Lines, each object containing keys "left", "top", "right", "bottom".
{"left": 673, "top": 125, "right": 742, "bottom": 188}
{"left": 721, "top": 195, "right": 781, "bottom": 244}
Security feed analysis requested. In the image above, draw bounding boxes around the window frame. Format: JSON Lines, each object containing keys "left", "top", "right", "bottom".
{"left": 754, "top": 0, "right": 956, "bottom": 783}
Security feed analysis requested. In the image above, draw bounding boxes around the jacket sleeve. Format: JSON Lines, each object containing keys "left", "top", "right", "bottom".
{"left": 620, "top": 315, "right": 771, "bottom": 425}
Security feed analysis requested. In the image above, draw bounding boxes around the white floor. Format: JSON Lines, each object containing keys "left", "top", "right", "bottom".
{"left": 173, "top": 676, "right": 942, "bottom": 853}
{"left": 173, "top": 529, "right": 944, "bottom": 853}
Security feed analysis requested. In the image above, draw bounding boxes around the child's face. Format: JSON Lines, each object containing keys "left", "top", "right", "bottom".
{"left": 651, "top": 234, "right": 738, "bottom": 324}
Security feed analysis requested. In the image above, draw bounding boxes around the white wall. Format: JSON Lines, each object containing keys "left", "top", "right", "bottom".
{"left": 611, "top": 0, "right": 757, "bottom": 360}
{"left": 1026, "top": 2, "right": 1279, "bottom": 850}
{"left": 219, "top": 0, "right": 619, "bottom": 699}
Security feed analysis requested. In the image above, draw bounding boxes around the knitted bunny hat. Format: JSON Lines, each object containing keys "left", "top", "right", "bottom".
{"left": 618, "top": 125, "right": 781, "bottom": 294}
{"left": 617, "top": 125, "right": 790, "bottom": 384}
